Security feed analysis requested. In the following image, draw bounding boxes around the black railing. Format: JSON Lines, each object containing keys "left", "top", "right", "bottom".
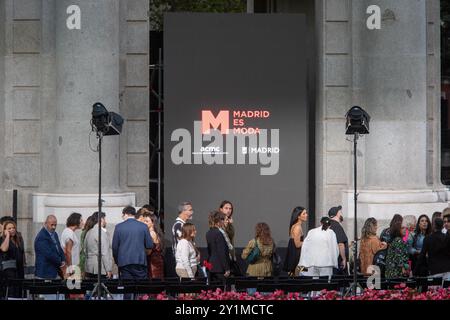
{"left": 1, "top": 276, "right": 449, "bottom": 300}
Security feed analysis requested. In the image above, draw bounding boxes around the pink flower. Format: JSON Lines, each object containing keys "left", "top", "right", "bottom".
{"left": 156, "top": 292, "right": 168, "bottom": 300}
{"left": 147, "top": 286, "right": 450, "bottom": 300}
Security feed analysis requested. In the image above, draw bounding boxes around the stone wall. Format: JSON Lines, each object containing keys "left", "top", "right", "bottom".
{"left": 316, "top": 0, "right": 449, "bottom": 237}
{"left": 277, "top": 0, "right": 449, "bottom": 235}
{"left": 0, "top": 0, "right": 150, "bottom": 264}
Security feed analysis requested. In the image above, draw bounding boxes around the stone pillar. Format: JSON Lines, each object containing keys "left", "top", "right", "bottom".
{"left": 316, "top": 0, "right": 354, "bottom": 221}
{"left": 0, "top": 0, "right": 6, "bottom": 215}
{"left": 342, "top": 0, "right": 448, "bottom": 229}
{"left": 55, "top": 0, "right": 120, "bottom": 193}
{"left": 313, "top": 0, "right": 448, "bottom": 236}
{"left": 2, "top": 0, "right": 45, "bottom": 263}
{"left": 355, "top": 0, "right": 428, "bottom": 189}
{"left": 0, "top": 0, "right": 150, "bottom": 264}
{"left": 32, "top": 0, "right": 136, "bottom": 227}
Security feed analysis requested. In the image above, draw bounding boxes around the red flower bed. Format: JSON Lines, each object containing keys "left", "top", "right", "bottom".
{"left": 138, "top": 284, "right": 450, "bottom": 300}
{"left": 140, "top": 289, "right": 304, "bottom": 301}
{"left": 315, "top": 284, "right": 450, "bottom": 300}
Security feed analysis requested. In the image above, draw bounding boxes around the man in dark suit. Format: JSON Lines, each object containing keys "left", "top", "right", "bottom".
{"left": 206, "top": 211, "right": 231, "bottom": 282}
{"left": 34, "top": 215, "right": 66, "bottom": 280}
{"left": 112, "top": 206, "right": 153, "bottom": 284}
{"left": 416, "top": 218, "right": 450, "bottom": 278}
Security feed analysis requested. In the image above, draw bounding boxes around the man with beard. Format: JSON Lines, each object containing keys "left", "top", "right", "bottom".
{"left": 328, "top": 206, "right": 349, "bottom": 274}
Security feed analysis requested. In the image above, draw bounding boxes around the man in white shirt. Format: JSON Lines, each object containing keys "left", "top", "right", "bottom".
{"left": 298, "top": 217, "right": 339, "bottom": 278}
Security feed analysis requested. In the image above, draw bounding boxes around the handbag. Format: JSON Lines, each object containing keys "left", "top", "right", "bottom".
{"left": 1, "top": 259, "right": 17, "bottom": 271}
{"left": 0, "top": 238, "right": 18, "bottom": 271}
{"left": 271, "top": 244, "right": 282, "bottom": 276}
{"left": 245, "top": 238, "right": 260, "bottom": 264}
{"left": 373, "top": 248, "right": 387, "bottom": 276}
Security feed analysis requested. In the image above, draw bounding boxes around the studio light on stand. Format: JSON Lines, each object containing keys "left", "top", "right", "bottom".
{"left": 91, "top": 102, "right": 123, "bottom": 299}
{"left": 345, "top": 106, "right": 370, "bottom": 296}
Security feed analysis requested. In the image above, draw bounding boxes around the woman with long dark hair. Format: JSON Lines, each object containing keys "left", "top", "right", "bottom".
{"left": 385, "top": 220, "right": 410, "bottom": 278}
{"left": 412, "top": 215, "right": 432, "bottom": 247}
{"left": 242, "top": 223, "right": 274, "bottom": 277}
{"left": 0, "top": 220, "right": 25, "bottom": 298}
{"left": 219, "top": 200, "right": 235, "bottom": 245}
{"left": 79, "top": 214, "right": 95, "bottom": 278}
{"left": 410, "top": 214, "right": 432, "bottom": 274}
{"left": 415, "top": 218, "right": 450, "bottom": 279}
{"left": 143, "top": 213, "right": 165, "bottom": 279}
{"left": 380, "top": 214, "right": 403, "bottom": 244}
{"left": 283, "top": 206, "right": 308, "bottom": 276}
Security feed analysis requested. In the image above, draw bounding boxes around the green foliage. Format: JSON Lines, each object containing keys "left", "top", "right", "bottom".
{"left": 150, "top": 0, "right": 245, "bottom": 31}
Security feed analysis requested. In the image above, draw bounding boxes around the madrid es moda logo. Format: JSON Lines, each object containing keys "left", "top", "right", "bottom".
{"left": 170, "top": 109, "right": 280, "bottom": 176}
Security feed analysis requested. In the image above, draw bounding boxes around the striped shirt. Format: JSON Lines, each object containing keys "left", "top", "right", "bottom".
{"left": 172, "top": 217, "right": 185, "bottom": 254}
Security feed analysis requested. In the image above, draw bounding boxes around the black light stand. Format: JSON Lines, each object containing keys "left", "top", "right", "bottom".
{"left": 90, "top": 102, "right": 123, "bottom": 299}
{"left": 97, "top": 132, "right": 103, "bottom": 298}
{"left": 351, "top": 132, "right": 361, "bottom": 296}
{"left": 344, "top": 106, "right": 370, "bottom": 296}
{"left": 90, "top": 132, "right": 111, "bottom": 299}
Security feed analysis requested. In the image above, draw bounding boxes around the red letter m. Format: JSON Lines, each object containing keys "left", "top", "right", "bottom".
{"left": 201, "top": 110, "right": 229, "bottom": 134}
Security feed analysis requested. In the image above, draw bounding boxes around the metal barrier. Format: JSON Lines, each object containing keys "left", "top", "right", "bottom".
{"left": 1, "top": 276, "right": 449, "bottom": 300}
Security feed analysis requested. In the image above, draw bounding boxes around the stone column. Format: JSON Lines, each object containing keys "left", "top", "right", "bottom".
{"left": 55, "top": 0, "right": 120, "bottom": 193}
{"left": 355, "top": 0, "right": 428, "bottom": 189}
{"left": 32, "top": 0, "right": 135, "bottom": 227}
{"left": 342, "top": 0, "right": 448, "bottom": 228}
{"left": 0, "top": 0, "right": 6, "bottom": 215}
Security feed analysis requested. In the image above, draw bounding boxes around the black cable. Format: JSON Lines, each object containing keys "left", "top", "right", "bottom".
{"left": 89, "top": 130, "right": 99, "bottom": 153}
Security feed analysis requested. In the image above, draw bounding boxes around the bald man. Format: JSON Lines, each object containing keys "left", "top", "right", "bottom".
{"left": 34, "top": 215, "right": 66, "bottom": 279}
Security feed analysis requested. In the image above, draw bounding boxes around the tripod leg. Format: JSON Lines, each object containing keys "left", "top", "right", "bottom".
{"left": 101, "top": 283, "right": 114, "bottom": 300}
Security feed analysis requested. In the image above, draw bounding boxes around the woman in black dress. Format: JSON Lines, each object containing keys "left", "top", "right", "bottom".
{"left": 0, "top": 220, "right": 25, "bottom": 298}
{"left": 283, "top": 207, "right": 308, "bottom": 276}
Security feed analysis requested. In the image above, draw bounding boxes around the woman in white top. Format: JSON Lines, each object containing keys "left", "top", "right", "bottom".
{"left": 298, "top": 217, "right": 339, "bottom": 278}
{"left": 175, "top": 222, "right": 200, "bottom": 278}
{"left": 60, "top": 212, "right": 84, "bottom": 276}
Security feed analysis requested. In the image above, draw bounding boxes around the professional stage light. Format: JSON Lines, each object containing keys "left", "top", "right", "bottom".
{"left": 345, "top": 106, "right": 370, "bottom": 135}
{"left": 92, "top": 102, "right": 124, "bottom": 136}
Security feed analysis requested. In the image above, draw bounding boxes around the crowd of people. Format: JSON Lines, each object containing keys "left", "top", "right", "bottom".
{"left": 359, "top": 211, "right": 450, "bottom": 279}
{"left": 0, "top": 205, "right": 161, "bottom": 299}
{"left": 1, "top": 202, "right": 450, "bottom": 299}
{"left": 170, "top": 202, "right": 450, "bottom": 281}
